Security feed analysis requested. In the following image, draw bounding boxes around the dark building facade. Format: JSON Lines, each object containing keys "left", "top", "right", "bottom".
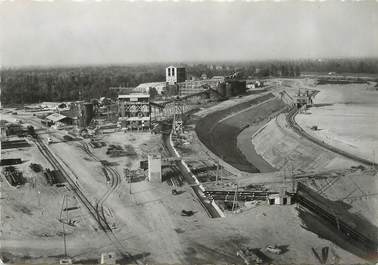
{"left": 118, "top": 93, "right": 151, "bottom": 130}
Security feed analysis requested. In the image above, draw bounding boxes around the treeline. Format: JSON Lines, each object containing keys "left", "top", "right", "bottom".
{"left": 1, "top": 65, "right": 166, "bottom": 105}
{"left": 185, "top": 62, "right": 300, "bottom": 78}
{"left": 292, "top": 58, "right": 378, "bottom": 74}
{"left": 1, "top": 58, "right": 377, "bottom": 105}
{"left": 185, "top": 58, "right": 378, "bottom": 78}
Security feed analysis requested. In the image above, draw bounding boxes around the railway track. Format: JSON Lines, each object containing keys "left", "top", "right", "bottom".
{"left": 204, "top": 190, "right": 276, "bottom": 201}
{"left": 296, "top": 184, "right": 378, "bottom": 253}
{"left": 34, "top": 136, "right": 139, "bottom": 263}
{"left": 80, "top": 142, "right": 122, "bottom": 231}
{"left": 286, "top": 107, "right": 377, "bottom": 167}
{"left": 161, "top": 129, "right": 221, "bottom": 218}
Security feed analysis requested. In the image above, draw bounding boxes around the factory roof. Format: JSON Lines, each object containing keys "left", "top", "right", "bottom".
{"left": 211, "top": 76, "right": 225, "bottom": 80}
{"left": 60, "top": 110, "right": 79, "bottom": 119}
{"left": 46, "top": 113, "right": 68, "bottom": 122}
{"left": 118, "top": 93, "right": 150, "bottom": 99}
{"left": 166, "top": 66, "right": 185, "bottom": 69}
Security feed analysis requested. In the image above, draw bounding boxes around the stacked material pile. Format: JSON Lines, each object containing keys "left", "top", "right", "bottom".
{"left": 0, "top": 158, "right": 22, "bottom": 166}
{"left": 89, "top": 140, "right": 106, "bottom": 148}
{"left": 2, "top": 166, "right": 25, "bottom": 186}
{"left": 1, "top": 139, "right": 30, "bottom": 149}
{"left": 106, "top": 145, "right": 127, "bottom": 157}
{"left": 29, "top": 163, "right": 43, "bottom": 172}
{"left": 43, "top": 169, "right": 66, "bottom": 185}
{"left": 106, "top": 144, "right": 137, "bottom": 157}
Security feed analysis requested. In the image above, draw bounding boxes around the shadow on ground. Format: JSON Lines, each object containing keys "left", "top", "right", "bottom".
{"left": 297, "top": 206, "right": 378, "bottom": 262}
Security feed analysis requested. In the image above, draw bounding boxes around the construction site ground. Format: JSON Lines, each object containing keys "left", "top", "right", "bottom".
{"left": 186, "top": 78, "right": 377, "bottom": 263}
{"left": 173, "top": 109, "right": 370, "bottom": 264}
{"left": 1, "top": 117, "right": 363, "bottom": 265}
{"left": 1, "top": 77, "right": 376, "bottom": 264}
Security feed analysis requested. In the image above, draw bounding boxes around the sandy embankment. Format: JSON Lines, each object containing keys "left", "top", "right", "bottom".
{"left": 251, "top": 81, "right": 378, "bottom": 171}
{"left": 252, "top": 113, "right": 358, "bottom": 171}
{"left": 295, "top": 83, "right": 378, "bottom": 164}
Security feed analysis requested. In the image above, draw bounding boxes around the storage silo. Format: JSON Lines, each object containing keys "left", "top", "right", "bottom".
{"left": 217, "top": 82, "right": 227, "bottom": 97}
{"left": 217, "top": 83, "right": 223, "bottom": 95}
{"left": 221, "top": 84, "right": 227, "bottom": 97}
{"left": 83, "top": 103, "right": 94, "bottom": 127}
{"left": 225, "top": 84, "right": 233, "bottom": 98}
{"left": 231, "top": 85, "right": 237, "bottom": 97}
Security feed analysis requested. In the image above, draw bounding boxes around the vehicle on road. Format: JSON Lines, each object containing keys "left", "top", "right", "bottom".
{"left": 181, "top": 210, "right": 194, "bottom": 216}
{"left": 266, "top": 245, "right": 282, "bottom": 255}
{"left": 59, "top": 258, "right": 72, "bottom": 264}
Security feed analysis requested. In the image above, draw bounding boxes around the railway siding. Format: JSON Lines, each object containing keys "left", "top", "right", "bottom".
{"left": 34, "top": 136, "right": 137, "bottom": 262}
{"left": 296, "top": 182, "right": 378, "bottom": 256}
{"left": 161, "top": 129, "right": 223, "bottom": 218}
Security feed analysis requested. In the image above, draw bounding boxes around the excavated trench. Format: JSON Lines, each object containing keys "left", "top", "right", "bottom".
{"left": 196, "top": 93, "right": 286, "bottom": 173}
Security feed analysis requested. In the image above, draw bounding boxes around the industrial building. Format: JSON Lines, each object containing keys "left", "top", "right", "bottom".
{"left": 118, "top": 93, "right": 151, "bottom": 130}
{"left": 45, "top": 113, "right": 74, "bottom": 125}
{"left": 57, "top": 101, "right": 94, "bottom": 128}
{"left": 179, "top": 80, "right": 207, "bottom": 96}
{"left": 175, "top": 75, "right": 246, "bottom": 98}
{"left": 215, "top": 78, "right": 247, "bottom": 98}
{"left": 135, "top": 82, "right": 166, "bottom": 95}
{"left": 293, "top": 89, "right": 316, "bottom": 108}
{"left": 166, "top": 66, "right": 186, "bottom": 85}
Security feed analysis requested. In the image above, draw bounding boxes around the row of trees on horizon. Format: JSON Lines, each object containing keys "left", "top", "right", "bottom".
{"left": 1, "top": 58, "right": 377, "bottom": 105}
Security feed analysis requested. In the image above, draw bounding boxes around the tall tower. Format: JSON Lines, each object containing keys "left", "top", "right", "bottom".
{"left": 166, "top": 66, "right": 186, "bottom": 85}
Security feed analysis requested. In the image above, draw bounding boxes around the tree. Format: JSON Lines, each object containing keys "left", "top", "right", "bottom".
{"left": 281, "top": 65, "right": 289, "bottom": 77}
{"left": 294, "top": 65, "right": 301, "bottom": 77}
{"left": 149, "top": 87, "right": 158, "bottom": 100}
{"left": 289, "top": 65, "right": 295, "bottom": 77}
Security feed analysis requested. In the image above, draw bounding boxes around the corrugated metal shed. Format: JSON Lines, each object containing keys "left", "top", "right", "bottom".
{"left": 46, "top": 113, "right": 67, "bottom": 123}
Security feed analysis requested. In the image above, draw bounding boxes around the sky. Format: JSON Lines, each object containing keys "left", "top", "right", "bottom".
{"left": 0, "top": 1, "right": 377, "bottom": 67}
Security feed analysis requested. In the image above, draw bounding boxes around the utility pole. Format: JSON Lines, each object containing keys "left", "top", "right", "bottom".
{"left": 64, "top": 196, "right": 68, "bottom": 258}
{"left": 37, "top": 190, "right": 41, "bottom": 207}
{"left": 129, "top": 173, "right": 132, "bottom": 195}
{"left": 216, "top": 159, "right": 220, "bottom": 184}
{"left": 232, "top": 183, "right": 238, "bottom": 212}
{"left": 292, "top": 171, "right": 295, "bottom": 193}
{"left": 59, "top": 195, "right": 68, "bottom": 259}
{"left": 291, "top": 162, "right": 295, "bottom": 193}
{"left": 335, "top": 214, "right": 340, "bottom": 231}
{"left": 172, "top": 102, "right": 176, "bottom": 135}
{"left": 372, "top": 150, "right": 376, "bottom": 170}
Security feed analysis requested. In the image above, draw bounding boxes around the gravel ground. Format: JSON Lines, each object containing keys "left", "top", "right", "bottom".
{"left": 0, "top": 98, "right": 370, "bottom": 264}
